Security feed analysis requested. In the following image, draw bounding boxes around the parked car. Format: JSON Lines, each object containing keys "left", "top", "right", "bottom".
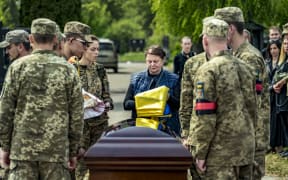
{"left": 97, "top": 38, "right": 118, "bottom": 73}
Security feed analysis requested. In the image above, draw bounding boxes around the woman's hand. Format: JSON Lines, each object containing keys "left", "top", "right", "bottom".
{"left": 104, "top": 102, "right": 112, "bottom": 112}
{"left": 273, "top": 80, "right": 286, "bottom": 93}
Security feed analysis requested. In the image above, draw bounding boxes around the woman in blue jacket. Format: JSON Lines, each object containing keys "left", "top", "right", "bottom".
{"left": 123, "top": 45, "right": 181, "bottom": 136}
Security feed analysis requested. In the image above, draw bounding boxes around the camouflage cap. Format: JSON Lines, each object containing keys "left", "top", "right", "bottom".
{"left": 64, "top": 21, "right": 90, "bottom": 34}
{"left": 0, "top": 30, "right": 29, "bottom": 48}
{"left": 202, "top": 17, "right": 229, "bottom": 38}
{"left": 31, "top": 18, "right": 56, "bottom": 35}
{"left": 214, "top": 7, "right": 244, "bottom": 23}
{"left": 282, "top": 23, "right": 288, "bottom": 37}
{"left": 85, "top": 34, "right": 98, "bottom": 43}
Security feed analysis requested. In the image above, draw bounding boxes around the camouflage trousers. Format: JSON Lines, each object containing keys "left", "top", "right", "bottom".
{"left": 8, "top": 160, "right": 70, "bottom": 180}
{"left": 75, "top": 118, "right": 108, "bottom": 180}
{"left": 253, "top": 150, "right": 266, "bottom": 180}
{"left": 202, "top": 164, "right": 253, "bottom": 180}
{"left": 0, "top": 168, "right": 9, "bottom": 180}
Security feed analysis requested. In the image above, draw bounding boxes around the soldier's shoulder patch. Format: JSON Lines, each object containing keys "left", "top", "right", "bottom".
{"left": 195, "top": 81, "right": 217, "bottom": 115}
{"left": 196, "top": 81, "right": 204, "bottom": 99}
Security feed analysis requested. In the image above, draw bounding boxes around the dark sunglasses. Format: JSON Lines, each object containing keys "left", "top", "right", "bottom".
{"left": 74, "top": 38, "right": 88, "bottom": 47}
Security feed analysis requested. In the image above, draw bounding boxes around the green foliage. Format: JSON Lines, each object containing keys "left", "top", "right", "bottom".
{"left": 266, "top": 153, "right": 288, "bottom": 177}
{"left": 119, "top": 51, "right": 145, "bottom": 62}
{"left": 19, "top": 0, "right": 81, "bottom": 29}
{"left": 0, "top": 0, "right": 19, "bottom": 28}
{"left": 81, "top": 0, "right": 154, "bottom": 53}
{"left": 150, "top": 0, "right": 288, "bottom": 52}
{"left": 81, "top": 1, "right": 112, "bottom": 36}
{"left": 104, "top": 19, "right": 145, "bottom": 53}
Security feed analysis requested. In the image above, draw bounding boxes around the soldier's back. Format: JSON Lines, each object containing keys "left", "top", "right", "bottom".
{"left": 8, "top": 50, "right": 82, "bottom": 162}
{"left": 180, "top": 52, "right": 208, "bottom": 138}
{"left": 191, "top": 51, "right": 257, "bottom": 166}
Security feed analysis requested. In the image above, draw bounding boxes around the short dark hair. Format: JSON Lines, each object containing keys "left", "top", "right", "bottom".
{"left": 32, "top": 34, "right": 55, "bottom": 44}
{"left": 14, "top": 41, "right": 31, "bottom": 51}
{"left": 229, "top": 22, "right": 245, "bottom": 35}
{"left": 145, "top": 45, "right": 166, "bottom": 59}
{"left": 65, "top": 33, "right": 83, "bottom": 40}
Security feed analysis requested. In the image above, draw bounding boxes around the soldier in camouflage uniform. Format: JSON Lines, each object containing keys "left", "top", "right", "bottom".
{"left": 0, "top": 29, "right": 31, "bottom": 63}
{"left": 63, "top": 21, "right": 91, "bottom": 60}
{"left": 70, "top": 35, "right": 113, "bottom": 180}
{"left": 0, "top": 30, "right": 32, "bottom": 180}
{"left": 0, "top": 18, "right": 84, "bottom": 180}
{"left": 180, "top": 52, "right": 209, "bottom": 141}
{"left": 180, "top": 52, "right": 209, "bottom": 180}
{"left": 214, "top": 7, "right": 270, "bottom": 179}
{"left": 180, "top": 39, "right": 210, "bottom": 179}
{"left": 189, "top": 17, "right": 257, "bottom": 179}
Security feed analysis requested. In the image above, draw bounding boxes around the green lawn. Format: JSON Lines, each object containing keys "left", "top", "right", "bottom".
{"left": 119, "top": 52, "right": 145, "bottom": 62}
{"left": 265, "top": 153, "right": 288, "bottom": 177}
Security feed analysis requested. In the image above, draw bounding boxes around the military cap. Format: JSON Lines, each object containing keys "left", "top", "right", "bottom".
{"left": 214, "top": 7, "right": 244, "bottom": 23}
{"left": 85, "top": 34, "right": 98, "bottom": 43}
{"left": 64, "top": 21, "right": 91, "bottom": 39}
{"left": 31, "top": 18, "right": 57, "bottom": 35}
{"left": 202, "top": 17, "right": 229, "bottom": 38}
{"left": 0, "top": 30, "right": 29, "bottom": 48}
{"left": 282, "top": 23, "right": 288, "bottom": 37}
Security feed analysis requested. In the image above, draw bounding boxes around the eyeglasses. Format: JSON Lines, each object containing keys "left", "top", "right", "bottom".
{"left": 74, "top": 38, "right": 88, "bottom": 47}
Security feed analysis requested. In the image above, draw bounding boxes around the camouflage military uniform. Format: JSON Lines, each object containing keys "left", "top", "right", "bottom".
{"left": 233, "top": 42, "right": 270, "bottom": 179}
{"left": 74, "top": 62, "right": 113, "bottom": 180}
{"left": 179, "top": 52, "right": 208, "bottom": 179}
{"left": 214, "top": 7, "right": 270, "bottom": 179}
{"left": 190, "top": 50, "right": 257, "bottom": 179}
{"left": 0, "top": 18, "right": 84, "bottom": 180}
{"left": 179, "top": 52, "right": 208, "bottom": 141}
{"left": 0, "top": 29, "right": 30, "bottom": 180}
{"left": 188, "top": 17, "right": 257, "bottom": 179}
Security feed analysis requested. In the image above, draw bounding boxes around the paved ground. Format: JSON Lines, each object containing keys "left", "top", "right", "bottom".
{"left": 106, "top": 62, "right": 144, "bottom": 125}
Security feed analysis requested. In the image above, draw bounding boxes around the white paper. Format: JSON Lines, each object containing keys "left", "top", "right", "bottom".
{"left": 82, "top": 89, "right": 105, "bottom": 119}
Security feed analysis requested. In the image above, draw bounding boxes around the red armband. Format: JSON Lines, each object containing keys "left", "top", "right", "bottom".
{"left": 195, "top": 99, "right": 217, "bottom": 115}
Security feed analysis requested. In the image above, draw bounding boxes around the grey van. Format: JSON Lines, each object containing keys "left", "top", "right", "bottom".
{"left": 97, "top": 38, "right": 118, "bottom": 73}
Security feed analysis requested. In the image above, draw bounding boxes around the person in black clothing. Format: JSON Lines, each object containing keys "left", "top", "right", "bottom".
{"left": 265, "top": 40, "right": 282, "bottom": 153}
{"left": 173, "top": 36, "right": 195, "bottom": 82}
{"left": 272, "top": 26, "right": 288, "bottom": 156}
{"left": 262, "top": 26, "right": 282, "bottom": 59}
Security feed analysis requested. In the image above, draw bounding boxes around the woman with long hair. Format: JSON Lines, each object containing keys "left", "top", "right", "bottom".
{"left": 265, "top": 40, "right": 282, "bottom": 153}
{"left": 272, "top": 25, "right": 288, "bottom": 156}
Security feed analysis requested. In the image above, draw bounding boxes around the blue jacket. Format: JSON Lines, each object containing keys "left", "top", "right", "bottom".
{"left": 123, "top": 69, "right": 181, "bottom": 135}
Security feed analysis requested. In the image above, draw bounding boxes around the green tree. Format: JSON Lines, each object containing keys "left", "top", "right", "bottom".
{"left": 82, "top": 0, "right": 154, "bottom": 53}
{"left": 150, "top": 0, "right": 288, "bottom": 51}
{"left": 81, "top": 0, "right": 112, "bottom": 36}
{"left": 104, "top": 19, "right": 146, "bottom": 53}
{"left": 19, "top": 0, "right": 81, "bottom": 29}
{"left": 0, "top": 0, "right": 19, "bottom": 28}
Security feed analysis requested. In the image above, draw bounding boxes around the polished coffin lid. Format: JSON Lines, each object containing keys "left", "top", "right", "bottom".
{"left": 84, "top": 126, "right": 193, "bottom": 170}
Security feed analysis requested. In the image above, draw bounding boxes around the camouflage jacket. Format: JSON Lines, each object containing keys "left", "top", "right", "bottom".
{"left": 234, "top": 42, "right": 270, "bottom": 151}
{"left": 179, "top": 52, "right": 208, "bottom": 139}
{"left": 75, "top": 62, "right": 113, "bottom": 106}
{"left": 190, "top": 50, "right": 257, "bottom": 166}
{"left": 0, "top": 50, "right": 84, "bottom": 162}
